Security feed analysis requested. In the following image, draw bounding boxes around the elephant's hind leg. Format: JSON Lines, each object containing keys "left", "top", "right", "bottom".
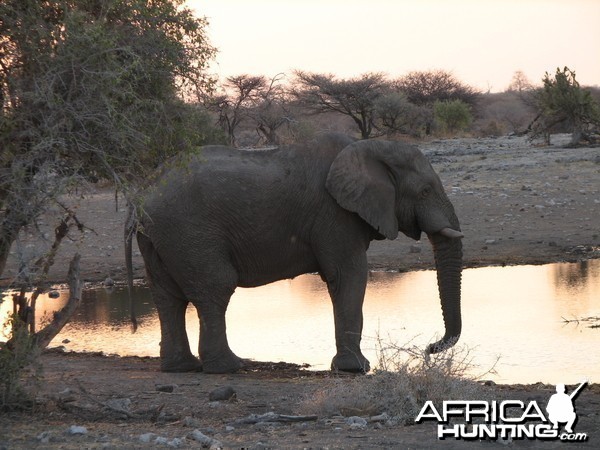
{"left": 153, "top": 288, "right": 202, "bottom": 372}
{"left": 185, "top": 269, "right": 243, "bottom": 374}
{"left": 138, "top": 234, "right": 201, "bottom": 372}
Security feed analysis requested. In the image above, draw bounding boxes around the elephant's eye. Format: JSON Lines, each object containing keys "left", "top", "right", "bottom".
{"left": 421, "top": 186, "right": 432, "bottom": 198}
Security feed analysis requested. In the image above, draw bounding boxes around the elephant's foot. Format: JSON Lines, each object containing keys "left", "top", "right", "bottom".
{"left": 160, "top": 354, "right": 203, "bottom": 373}
{"left": 202, "top": 350, "right": 243, "bottom": 374}
{"left": 331, "top": 351, "right": 370, "bottom": 373}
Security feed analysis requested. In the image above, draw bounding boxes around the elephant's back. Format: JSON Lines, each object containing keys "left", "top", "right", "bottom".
{"left": 140, "top": 133, "right": 354, "bottom": 224}
{"left": 141, "top": 146, "right": 299, "bottom": 218}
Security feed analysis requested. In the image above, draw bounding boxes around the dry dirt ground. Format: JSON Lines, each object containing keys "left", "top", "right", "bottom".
{"left": 1, "top": 134, "right": 599, "bottom": 448}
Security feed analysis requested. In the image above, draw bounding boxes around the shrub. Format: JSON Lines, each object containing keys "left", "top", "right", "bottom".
{"left": 300, "top": 338, "right": 496, "bottom": 423}
{"left": 433, "top": 99, "right": 473, "bottom": 135}
{"left": 0, "top": 315, "right": 42, "bottom": 410}
{"left": 532, "top": 67, "right": 600, "bottom": 146}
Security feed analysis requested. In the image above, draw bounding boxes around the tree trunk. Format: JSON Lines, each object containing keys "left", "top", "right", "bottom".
{"left": 33, "top": 253, "right": 82, "bottom": 349}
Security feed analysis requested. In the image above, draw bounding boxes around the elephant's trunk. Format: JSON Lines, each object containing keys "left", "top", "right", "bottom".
{"left": 426, "top": 231, "right": 463, "bottom": 354}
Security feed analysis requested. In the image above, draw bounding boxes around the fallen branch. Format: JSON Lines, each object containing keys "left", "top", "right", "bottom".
{"left": 66, "top": 378, "right": 165, "bottom": 421}
{"left": 561, "top": 316, "right": 600, "bottom": 329}
{"left": 33, "top": 253, "right": 82, "bottom": 349}
{"left": 231, "top": 412, "right": 318, "bottom": 426}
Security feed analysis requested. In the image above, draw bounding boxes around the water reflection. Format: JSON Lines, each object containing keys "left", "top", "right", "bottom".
{"left": 553, "top": 259, "right": 599, "bottom": 292}
{"left": 1, "top": 260, "right": 598, "bottom": 384}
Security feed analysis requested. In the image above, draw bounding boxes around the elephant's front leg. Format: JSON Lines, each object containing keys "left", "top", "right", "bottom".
{"left": 323, "top": 255, "right": 370, "bottom": 373}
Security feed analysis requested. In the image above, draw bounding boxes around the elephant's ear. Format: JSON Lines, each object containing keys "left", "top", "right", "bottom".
{"left": 326, "top": 141, "right": 399, "bottom": 240}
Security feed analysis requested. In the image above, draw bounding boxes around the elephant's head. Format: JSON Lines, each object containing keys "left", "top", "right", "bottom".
{"left": 326, "top": 139, "right": 463, "bottom": 354}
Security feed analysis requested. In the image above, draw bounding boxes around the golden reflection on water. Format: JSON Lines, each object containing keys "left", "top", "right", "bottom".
{"left": 1, "top": 260, "right": 599, "bottom": 384}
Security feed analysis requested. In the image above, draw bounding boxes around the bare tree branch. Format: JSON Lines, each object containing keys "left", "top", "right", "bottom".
{"left": 33, "top": 253, "right": 82, "bottom": 349}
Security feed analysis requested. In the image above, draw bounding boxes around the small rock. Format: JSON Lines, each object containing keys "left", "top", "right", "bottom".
{"left": 37, "top": 431, "right": 52, "bottom": 443}
{"left": 484, "top": 239, "right": 496, "bottom": 245}
{"left": 345, "top": 416, "right": 367, "bottom": 429}
{"left": 57, "top": 388, "right": 76, "bottom": 403}
{"left": 105, "top": 398, "right": 131, "bottom": 411}
{"left": 67, "top": 425, "right": 87, "bottom": 435}
{"left": 190, "top": 430, "right": 222, "bottom": 448}
{"left": 48, "top": 290, "right": 60, "bottom": 299}
{"left": 168, "top": 437, "right": 185, "bottom": 448}
{"left": 139, "top": 433, "right": 156, "bottom": 443}
{"left": 103, "top": 277, "right": 115, "bottom": 287}
{"left": 183, "top": 416, "right": 201, "bottom": 428}
{"left": 209, "top": 385, "right": 236, "bottom": 402}
{"left": 61, "top": 339, "right": 71, "bottom": 344}
{"left": 154, "top": 436, "right": 169, "bottom": 445}
{"left": 156, "top": 384, "right": 177, "bottom": 393}
{"left": 409, "top": 244, "right": 422, "bottom": 254}
{"left": 225, "top": 425, "right": 235, "bottom": 432}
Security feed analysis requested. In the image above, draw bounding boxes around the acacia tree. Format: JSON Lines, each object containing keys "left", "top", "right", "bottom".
{"left": 374, "top": 92, "right": 427, "bottom": 137}
{"left": 248, "top": 74, "right": 292, "bottom": 145}
{"left": 395, "top": 70, "right": 479, "bottom": 134}
{"left": 508, "top": 70, "right": 535, "bottom": 95}
{"left": 207, "top": 74, "right": 267, "bottom": 146}
{"left": 292, "top": 72, "right": 390, "bottom": 139}
{"left": 0, "top": 0, "right": 217, "bottom": 340}
{"left": 531, "top": 67, "right": 600, "bottom": 146}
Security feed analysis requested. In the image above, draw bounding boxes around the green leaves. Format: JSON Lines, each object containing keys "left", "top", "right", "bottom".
{"left": 533, "top": 67, "right": 600, "bottom": 145}
{"left": 433, "top": 100, "right": 473, "bottom": 135}
{"left": 0, "top": 0, "right": 220, "bottom": 278}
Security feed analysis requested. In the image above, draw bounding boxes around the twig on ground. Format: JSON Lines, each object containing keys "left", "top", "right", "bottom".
{"left": 231, "top": 412, "right": 318, "bottom": 425}
{"left": 562, "top": 316, "right": 600, "bottom": 328}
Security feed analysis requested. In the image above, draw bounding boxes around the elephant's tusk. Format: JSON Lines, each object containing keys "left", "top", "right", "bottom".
{"left": 439, "top": 228, "right": 464, "bottom": 239}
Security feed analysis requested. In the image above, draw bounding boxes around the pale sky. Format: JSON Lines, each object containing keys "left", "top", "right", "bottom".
{"left": 189, "top": 0, "right": 600, "bottom": 92}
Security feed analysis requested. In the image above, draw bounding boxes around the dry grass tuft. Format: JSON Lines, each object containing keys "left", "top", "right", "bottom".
{"left": 300, "top": 336, "right": 498, "bottom": 424}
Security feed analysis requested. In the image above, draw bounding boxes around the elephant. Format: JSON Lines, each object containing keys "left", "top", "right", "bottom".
{"left": 125, "top": 133, "right": 463, "bottom": 373}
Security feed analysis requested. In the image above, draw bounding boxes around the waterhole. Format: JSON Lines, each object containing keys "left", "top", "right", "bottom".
{"left": 2, "top": 260, "right": 598, "bottom": 384}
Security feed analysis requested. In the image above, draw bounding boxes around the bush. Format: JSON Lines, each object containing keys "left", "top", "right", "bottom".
{"left": 532, "top": 67, "right": 600, "bottom": 146}
{"left": 433, "top": 99, "right": 473, "bottom": 135}
{"left": 0, "top": 315, "right": 42, "bottom": 411}
{"left": 375, "top": 93, "right": 428, "bottom": 137}
{"left": 300, "top": 338, "right": 495, "bottom": 423}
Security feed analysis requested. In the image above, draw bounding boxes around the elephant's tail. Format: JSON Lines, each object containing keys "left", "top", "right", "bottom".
{"left": 125, "top": 202, "right": 138, "bottom": 333}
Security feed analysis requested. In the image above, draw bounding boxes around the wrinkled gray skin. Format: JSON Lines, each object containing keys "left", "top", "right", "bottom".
{"left": 126, "top": 133, "right": 463, "bottom": 373}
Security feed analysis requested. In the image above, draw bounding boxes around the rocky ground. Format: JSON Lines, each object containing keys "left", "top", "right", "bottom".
{"left": 1, "top": 134, "right": 599, "bottom": 448}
